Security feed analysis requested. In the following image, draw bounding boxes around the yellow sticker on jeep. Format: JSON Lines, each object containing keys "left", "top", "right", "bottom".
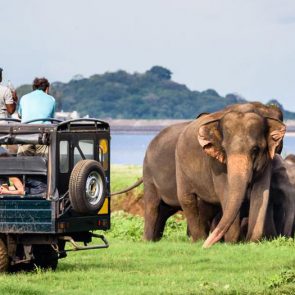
{"left": 98, "top": 198, "right": 109, "bottom": 215}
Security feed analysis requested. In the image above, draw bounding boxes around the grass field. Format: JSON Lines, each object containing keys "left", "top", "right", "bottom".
{"left": 1, "top": 165, "right": 295, "bottom": 294}
{"left": 110, "top": 164, "right": 143, "bottom": 192}
{"left": 1, "top": 219, "right": 295, "bottom": 295}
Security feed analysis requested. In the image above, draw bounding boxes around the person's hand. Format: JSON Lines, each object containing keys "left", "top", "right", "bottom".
{"left": 0, "top": 186, "right": 10, "bottom": 194}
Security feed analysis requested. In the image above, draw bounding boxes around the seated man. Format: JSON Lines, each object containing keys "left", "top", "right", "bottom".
{"left": 17, "top": 77, "right": 56, "bottom": 157}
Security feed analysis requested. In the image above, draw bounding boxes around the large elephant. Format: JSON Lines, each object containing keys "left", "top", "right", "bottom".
{"left": 197, "top": 154, "right": 295, "bottom": 241}
{"left": 143, "top": 102, "right": 285, "bottom": 248}
{"left": 265, "top": 154, "right": 295, "bottom": 237}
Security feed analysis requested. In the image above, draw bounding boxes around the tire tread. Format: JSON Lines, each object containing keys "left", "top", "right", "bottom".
{"left": 69, "top": 160, "right": 106, "bottom": 214}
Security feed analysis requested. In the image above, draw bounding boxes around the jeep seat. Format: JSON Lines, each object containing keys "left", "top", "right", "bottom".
{"left": 0, "top": 156, "right": 47, "bottom": 175}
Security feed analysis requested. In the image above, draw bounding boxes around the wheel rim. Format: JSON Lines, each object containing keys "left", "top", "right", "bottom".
{"left": 86, "top": 171, "right": 104, "bottom": 206}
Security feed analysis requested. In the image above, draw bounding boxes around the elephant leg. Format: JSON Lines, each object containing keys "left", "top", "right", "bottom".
{"left": 264, "top": 200, "right": 277, "bottom": 239}
{"left": 278, "top": 185, "right": 295, "bottom": 237}
{"left": 224, "top": 200, "right": 249, "bottom": 243}
{"left": 179, "top": 193, "right": 208, "bottom": 241}
{"left": 176, "top": 167, "right": 207, "bottom": 241}
{"left": 187, "top": 201, "right": 219, "bottom": 238}
{"left": 240, "top": 217, "right": 249, "bottom": 240}
{"left": 219, "top": 199, "right": 240, "bottom": 243}
{"left": 143, "top": 182, "right": 162, "bottom": 241}
{"left": 224, "top": 214, "right": 240, "bottom": 242}
{"left": 215, "top": 194, "right": 241, "bottom": 243}
{"left": 282, "top": 200, "right": 295, "bottom": 237}
{"left": 198, "top": 200, "right": 220, "bottom": 237}
{"left": 153, "top": 201, "right": 179, "bottom": 240}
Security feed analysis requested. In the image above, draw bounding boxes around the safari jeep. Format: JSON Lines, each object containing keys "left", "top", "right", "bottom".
{"left": 0, "top": 118, "right": 110, "bottom": 271}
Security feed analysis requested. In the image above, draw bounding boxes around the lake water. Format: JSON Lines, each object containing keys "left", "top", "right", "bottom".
{"left": 111, "top": 133, "right": 155, "bottom": 165}
{"left": 111, "top": 133, "right": 295, "bottom": 165}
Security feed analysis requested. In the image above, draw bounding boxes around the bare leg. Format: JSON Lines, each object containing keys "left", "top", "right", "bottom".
{"left": 17, "top": 144, "right": 36, "bottom": 156}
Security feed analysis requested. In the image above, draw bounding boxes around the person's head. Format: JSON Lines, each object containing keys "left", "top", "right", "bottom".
{"left": 32, "top": 77, "right": 50, "bottom": 93}
{"left": 0, "top": 68, "right": 3, "bottom": 83}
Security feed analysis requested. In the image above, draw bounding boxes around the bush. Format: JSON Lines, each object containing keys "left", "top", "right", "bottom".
{"left": 107, "top": 211, "right": 187, "bottom": 242}
{"left": 107, "top": 211, "right": 143, "bottom": 241}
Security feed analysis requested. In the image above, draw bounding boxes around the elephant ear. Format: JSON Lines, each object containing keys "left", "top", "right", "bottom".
{"left": 198, "top": 120, "right": 225, "bottom": 163}
{"left": 266, "top": 118, "right": 286, "bottom": 159}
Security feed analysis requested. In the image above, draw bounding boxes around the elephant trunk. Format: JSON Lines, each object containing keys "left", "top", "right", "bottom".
{"left": 203, "top": 154, "right": 252, "bottom": 248}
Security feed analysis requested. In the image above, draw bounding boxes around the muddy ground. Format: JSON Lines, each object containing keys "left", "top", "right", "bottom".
{"left": 111, "top": 191, "right": 145, "bottom": 216}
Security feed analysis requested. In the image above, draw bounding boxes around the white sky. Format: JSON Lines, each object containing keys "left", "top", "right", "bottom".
{"left": 1, "top": 0, "right": 295, "bottom": 110}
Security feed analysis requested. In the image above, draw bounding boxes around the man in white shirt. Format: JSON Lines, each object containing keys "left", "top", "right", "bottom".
{"left": 0, "top": 68, "right": 16, "bottom": 119}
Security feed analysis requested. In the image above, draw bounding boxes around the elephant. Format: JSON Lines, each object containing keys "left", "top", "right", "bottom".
{"left": 142, "top": 102, "right": 285, "bottom": 247}
{"left": 265, "top": 154, "right": 295, "bottom": 237}
{"left": 198, "top": 154, "right": 295, "bottom": 241}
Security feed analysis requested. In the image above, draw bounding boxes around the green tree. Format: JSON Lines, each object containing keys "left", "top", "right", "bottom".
{"left": 147, "top": 66, "right": 172, "bottom": 80}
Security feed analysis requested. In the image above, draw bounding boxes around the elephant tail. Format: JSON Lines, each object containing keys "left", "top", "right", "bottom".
{"left": 111, "top": 178, "right": 143, "bottom": 196}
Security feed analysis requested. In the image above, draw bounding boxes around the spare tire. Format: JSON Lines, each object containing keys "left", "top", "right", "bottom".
{"left": 69, "top": 160, "right": 106, "bottom": 214}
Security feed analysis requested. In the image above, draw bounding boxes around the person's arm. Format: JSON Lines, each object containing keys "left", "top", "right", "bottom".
{"left": 6, "top": 103, "right": 16, "bottom": 115}
{"left": 51, "top": 98, "right": 56, "bottom": 118}
{"left": 0, "top": 177, "right": 25, "bottom": 195}
{"left": 4, "top": 88, "right": 16, "bottom": 115}
{"left": 18, "top": 98, "right": 22, "bottom": 119}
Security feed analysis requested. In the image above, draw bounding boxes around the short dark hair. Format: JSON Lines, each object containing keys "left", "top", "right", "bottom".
{"left": 0, "top": 68, "right": 2, "bottom": 81}
{"left": 32, "top": 77, "right": 50, "bottom": 92}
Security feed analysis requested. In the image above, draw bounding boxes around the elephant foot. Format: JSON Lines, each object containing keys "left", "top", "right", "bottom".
{"left": 191, "top": 232, "right": 208, "bottom": 242}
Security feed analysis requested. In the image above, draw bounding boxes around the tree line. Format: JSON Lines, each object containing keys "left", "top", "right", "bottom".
{"left": 16, "top": 66, "right": 295, "bottom": 120}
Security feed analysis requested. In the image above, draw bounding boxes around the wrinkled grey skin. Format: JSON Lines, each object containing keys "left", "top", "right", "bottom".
{"left": 197, "top": 154, "right": 295, "bottom": 241}
{"left": 143, "top": 103, "right": 285, "bottom": 247}
{"left": 265, "top": 154, "right": 295, "bottom": 237}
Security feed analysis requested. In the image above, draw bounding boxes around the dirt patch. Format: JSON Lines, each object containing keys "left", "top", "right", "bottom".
{"left": 111, "top": 191, "right": 144, "bottom": 217}
{"left": 111, "top": 192, "right": 184, "bottom": 219}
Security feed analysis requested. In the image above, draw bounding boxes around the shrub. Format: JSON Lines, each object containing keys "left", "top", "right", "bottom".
{"left": 107, "top": 211, "right": 187, "bottom": 242}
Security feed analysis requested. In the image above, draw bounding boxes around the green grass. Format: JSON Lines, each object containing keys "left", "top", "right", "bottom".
{"left": 110, "top": 164, "right": 142, "bottom": 193}
{"left": 1, "top": 165, "right": 295, "bottom": 294}
{"left": 1, "top": 213, "right": 295, "bottom": 294}
{"left": 110, "top": 165, "right": 143, "bottom": 210}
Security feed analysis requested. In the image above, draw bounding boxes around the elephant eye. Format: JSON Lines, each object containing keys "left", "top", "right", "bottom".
{"left": 251, "top": 146, "right": 260, "bottom": 156}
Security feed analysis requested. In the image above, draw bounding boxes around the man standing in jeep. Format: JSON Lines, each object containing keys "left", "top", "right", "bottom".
{"left": 0, "top": 68, "right": 17, "bottom": 120}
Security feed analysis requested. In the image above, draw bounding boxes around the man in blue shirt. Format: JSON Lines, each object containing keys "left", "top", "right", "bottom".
{"left": 18, "top": 77, "right": 56, "bottom": 156}
{"left": 18, "top": 77, "right": 55, "bottom": 123}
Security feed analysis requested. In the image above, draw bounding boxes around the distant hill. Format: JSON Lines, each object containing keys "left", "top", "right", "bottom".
{"left": 16, "top": 66, "right": 295, "bottom": 120}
